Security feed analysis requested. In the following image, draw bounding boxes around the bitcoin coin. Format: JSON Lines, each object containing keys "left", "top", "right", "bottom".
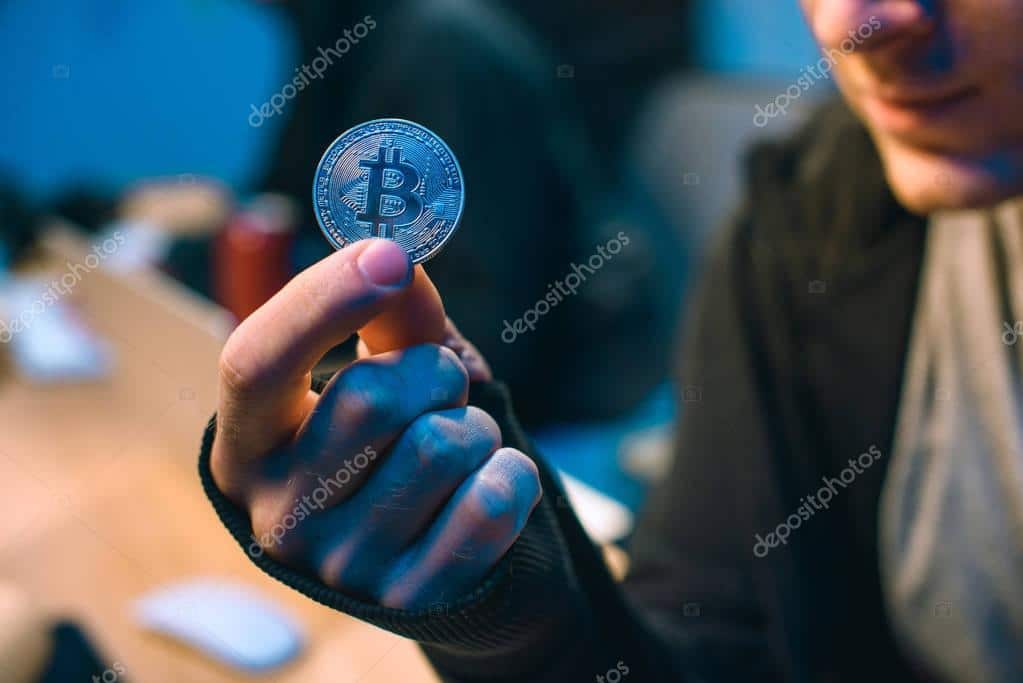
{"left": 312, "top": 119, "right": 465, "bottom": 264}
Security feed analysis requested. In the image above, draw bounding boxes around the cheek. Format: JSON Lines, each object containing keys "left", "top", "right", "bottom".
{"left": 955, "top": 1, "right": 1023, "bottom": 72}
{"left": 963, "top": 6, "right": 1023, "bottom": 133}
{"left": 824, "top": 59, "right": 869, "bottom": 115}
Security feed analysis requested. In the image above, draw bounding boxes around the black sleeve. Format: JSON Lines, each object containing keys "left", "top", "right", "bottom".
{"left": 198, "top": 209, "right": 799, "bottom": 682}
{"left": 198, "top": 378, "right": 659, "bottom": 683}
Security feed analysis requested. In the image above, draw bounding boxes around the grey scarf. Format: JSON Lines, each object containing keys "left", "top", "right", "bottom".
{"left": 881, "top": 199, "right": 1023, "bottom": 682}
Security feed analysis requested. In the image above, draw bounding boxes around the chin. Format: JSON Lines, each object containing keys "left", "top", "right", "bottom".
{"left": 874, "top": 135, "right": 1023, "bottom": 215}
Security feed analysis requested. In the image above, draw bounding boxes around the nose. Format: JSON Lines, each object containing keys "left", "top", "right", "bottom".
{"left": 807, "top": 0, "right": 934, "bottom": 52}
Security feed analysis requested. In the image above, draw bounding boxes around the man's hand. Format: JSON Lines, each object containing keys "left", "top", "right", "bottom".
{"left": 211, "top": 239, "right": 541, "bottom": 609}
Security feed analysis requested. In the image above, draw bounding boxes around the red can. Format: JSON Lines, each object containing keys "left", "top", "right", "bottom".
{"left": 213, "top": 194, "right": 297, "bottom": 324}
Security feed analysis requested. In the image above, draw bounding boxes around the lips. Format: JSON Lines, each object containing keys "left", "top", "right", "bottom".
{"left": 872, "top": 82, "right": 979, "bottom": 109}
{"left": 860, "top": 79, "right": 980, "bottom": 138}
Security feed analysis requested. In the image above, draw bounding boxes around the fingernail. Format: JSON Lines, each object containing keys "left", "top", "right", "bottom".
{"left": 357, "top": 239, "right": 412, "bottom": 288}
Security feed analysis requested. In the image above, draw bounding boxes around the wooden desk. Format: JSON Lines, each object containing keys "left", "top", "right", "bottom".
{"left": 0, "top": 228, "right": 438, "bottom": 683}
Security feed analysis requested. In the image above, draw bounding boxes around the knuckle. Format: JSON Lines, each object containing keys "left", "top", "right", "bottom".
{"left": 409, "top": 413, "right": 461, "bottom": 472}
{"left": 491, "top": 448, "right": 542, "bottom": 509}
{"left": 335, "top": 361, "right": 405, "bottom": 423}
{"left": 315, "top": 542, "right": 352, "bottom": 588}
{"left": 375, "top": 566, "right": 421, "bottom": 609}
{"left": 496, "top": 448, "right": 541, "bottom": 490}
{"left": 249, "top": 500, "right": 308, "bottom": 562}
{"left": 465, "top": 475, "right": 520, "bottom": 533}
{"left": 316, "top": 536, "right": 382, "bottom": 599}
{"left": 424, "top": 344, "right": 469, "bottom": 399}
{"left": 409, "top": 407, "right": 501, "bottom": 475}
{"left": 462, "top": 406, "right": 502, "bottom": 450}
{"left": 218, "top": 337, "right": 263, "bottom": 397}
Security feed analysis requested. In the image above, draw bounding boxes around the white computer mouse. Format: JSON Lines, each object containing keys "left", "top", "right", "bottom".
{"left": 134, "top": 578, "right": 304, "bottom": 672}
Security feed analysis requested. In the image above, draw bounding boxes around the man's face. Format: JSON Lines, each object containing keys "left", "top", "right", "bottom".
{"left": 801, "top": 0, "right": 1023, "bottom": 212}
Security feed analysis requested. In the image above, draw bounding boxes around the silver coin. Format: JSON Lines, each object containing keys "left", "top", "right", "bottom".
{"left": 312, "top": 118, "right": 465, "bottom": 264}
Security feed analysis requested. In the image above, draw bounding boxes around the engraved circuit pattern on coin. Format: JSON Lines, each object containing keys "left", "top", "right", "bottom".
{"left": 312, "top": 119, "right": 465, "bottom": 264}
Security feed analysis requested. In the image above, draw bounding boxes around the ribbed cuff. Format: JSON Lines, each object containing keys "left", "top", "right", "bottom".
{"left": 198, "top": 379, "right": 586, "bottom": 665}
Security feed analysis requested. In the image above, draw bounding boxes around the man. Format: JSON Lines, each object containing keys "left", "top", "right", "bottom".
{"left": 199, "top": 1, "right": 1023, "bottom": 680}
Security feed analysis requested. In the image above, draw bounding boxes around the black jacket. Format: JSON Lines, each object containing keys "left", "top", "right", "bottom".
{"left": 200, "top": 99, "right": 934, "bottom": 681}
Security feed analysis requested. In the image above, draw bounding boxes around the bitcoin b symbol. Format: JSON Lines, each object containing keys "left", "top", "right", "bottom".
{"left": 314, "top": 118, "right": 464, "bottom": 263}
{"left": 357, "top": 145, "right": 424, "bottom": 238}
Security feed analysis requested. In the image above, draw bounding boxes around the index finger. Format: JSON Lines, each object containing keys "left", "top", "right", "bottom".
{"left": 214, "top": 239, "right": 446, "bottom": 465}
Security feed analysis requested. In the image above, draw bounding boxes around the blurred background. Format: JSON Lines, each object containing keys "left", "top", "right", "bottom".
{"left": 0, "top": 1, "right": 823, "bottom": 681}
